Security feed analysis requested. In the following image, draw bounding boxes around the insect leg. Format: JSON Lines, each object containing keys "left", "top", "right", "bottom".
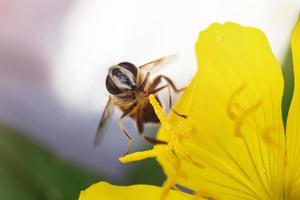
{"left": 139, "top": 71, "right": 150, "bottom": 91}
{"left": 120, "top": 101, "right": 138, "bottom": 119}
{"left": 118, "top": 101, "right": 138, "bottom": 156}
{"left": 147, "top": 75, "right": 162, "bottom": 92}
{"left": 149, "top": 75, "right": 187, "bottom": 118}
{"left": 136, "top": 109, "right": 167, "bottom": 145}
{"left": 148, "top": 85, "right": 168, "bottom": 94}
{"left": 152, "top": 75, "right": 185, "bottom": 93}
{"left": 118, "top": 118, "right": 133, "bottom": 156}
{"left": 165, "top": 85, "right": 187, "bottom": 118}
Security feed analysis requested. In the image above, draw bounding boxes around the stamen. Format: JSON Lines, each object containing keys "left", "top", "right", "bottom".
{"left": 226, "top": 85, "right": 275, "bottom": 198}
{"left": 119, "top": 149, "right": 156, "bottom": 163}
{"left": 226, "top": 84, "right": 280, "bottom": 149}
{"left": 227, "top": 84, "right": 262, "bottom": 137}
{"left": 160, "top": 176, "right": 177, "bottom": 200}
{"left": 233, "top": 100, "right": 262, "bottom": 137}
{"left": 149, "top": 95, "right": 169, "bottom": 127}
{"left": 227, "top": 83, "right": 246, "bottom": 120}
{"left": 149, "top": 94, "right": 197, "bottom": 198}
{"left": 194, "top": 189, "right": 216, "bottom": 200}
{"left": 260, "top": 127, "right": 280, "bottom": 148}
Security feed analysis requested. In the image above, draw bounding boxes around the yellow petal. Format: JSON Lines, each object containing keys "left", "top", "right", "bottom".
{"left": 285, "top": 15, "right": 300, "bottom": 199}
{"left": 156, "top": 22, "right": 285, "bottom": 200}
{"left": 79, "top": 182, "right": 192, "bottom": 200}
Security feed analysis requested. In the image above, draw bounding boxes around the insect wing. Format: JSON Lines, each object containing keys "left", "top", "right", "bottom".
{"left": 94, "top": 96, "right": 114, "bottom": 146}
{"left": 138, "top": 54, "right": 178, "bottom": 72}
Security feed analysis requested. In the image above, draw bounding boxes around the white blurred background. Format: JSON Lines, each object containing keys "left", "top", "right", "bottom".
{"left": 0, "top": 0, "right": 299, "bottom": 179}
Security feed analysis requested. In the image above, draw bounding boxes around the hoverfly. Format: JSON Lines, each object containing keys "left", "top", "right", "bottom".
{"left": 95, "top": 55, "right": 185, "bottom": 155}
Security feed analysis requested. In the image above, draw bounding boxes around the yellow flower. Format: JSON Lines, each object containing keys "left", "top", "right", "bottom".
{"left": 79, "top": 16, "right": 300, "bottom": 200}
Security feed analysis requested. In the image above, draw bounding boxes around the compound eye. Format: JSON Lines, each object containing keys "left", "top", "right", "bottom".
{"left": 105, "top": 75, "right": 121, "bottom": 94}
{"left": 118, "top": 62, "right": 137, "bottom": 78}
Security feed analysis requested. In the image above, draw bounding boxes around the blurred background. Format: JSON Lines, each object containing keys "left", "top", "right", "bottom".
{"left": 0, "top": 0, "right": 299, "bottom": 199}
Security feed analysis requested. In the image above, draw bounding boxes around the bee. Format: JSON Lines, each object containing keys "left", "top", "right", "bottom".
{"left": 95, "top": 55, "right": 185, "bottom": 155}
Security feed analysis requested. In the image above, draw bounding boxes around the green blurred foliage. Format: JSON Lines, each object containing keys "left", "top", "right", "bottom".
{"left": 0, "top": 124, "right": 166, "bottom": 200}
{"left": 282, "top": 48, "right": 294, "bottom": 127}
{"left": 128, "top": 156, "right": 165, "bottom": 186}
{"left": 0, "top": 125, "right": 100, "bottom": 200}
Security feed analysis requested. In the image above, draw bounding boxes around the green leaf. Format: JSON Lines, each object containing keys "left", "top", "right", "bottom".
{"left": 0, "top": 124, "right": 100, "bottom": 200}
{"left": 282, "top": 48, "right": 294, "bottom": 127}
